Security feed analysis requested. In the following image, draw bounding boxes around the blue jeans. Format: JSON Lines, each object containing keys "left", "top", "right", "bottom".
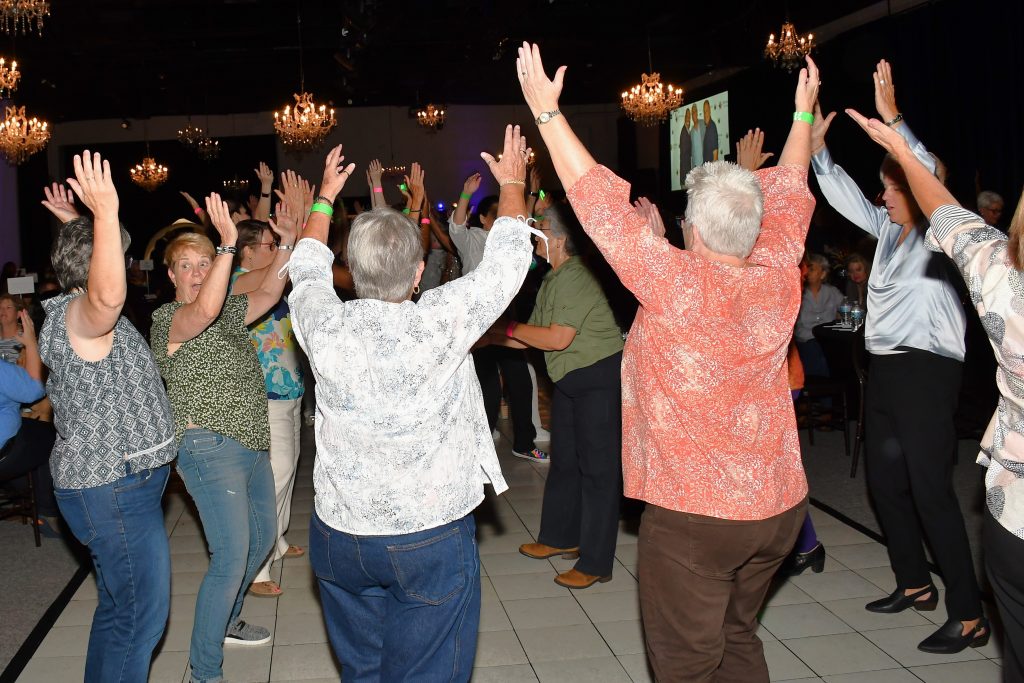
{"left": 310, "top": 512, "right": 481, "bottom": 682}
{"left": 176, "top": 429, "right": 275, "bottom": 683}
{"left": 54, "top": 464, "right": 171, "bottom": 683}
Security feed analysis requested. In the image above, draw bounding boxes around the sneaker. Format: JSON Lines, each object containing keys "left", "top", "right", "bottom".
{"left": 224, "top": 619, "right": 272, "bottom": 646}
{"left": 513, "top": 447, "right": 549, "bottom": 462}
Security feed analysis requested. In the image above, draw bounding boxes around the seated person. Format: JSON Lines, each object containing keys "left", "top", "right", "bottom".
{"left": 794, "top": 253, "right": 842, "bottom": 377}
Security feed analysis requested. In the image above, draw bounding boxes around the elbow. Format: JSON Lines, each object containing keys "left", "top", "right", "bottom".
{"left": 88, "top": 291, "right": 126, "bottom": 314}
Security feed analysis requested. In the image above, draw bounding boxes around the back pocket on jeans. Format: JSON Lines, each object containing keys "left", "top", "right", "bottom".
{"left": 388, "top": 526, "right": 465, "bottom": 605}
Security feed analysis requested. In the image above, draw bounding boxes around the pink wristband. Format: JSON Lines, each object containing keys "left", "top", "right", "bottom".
{"left": 372, "top": 186, "right": 384, "bottom": 193}
{"left": 420, "top": 217, "right": 431, "bottom": 225}
{"left": 506, "top": 321, "right": 518, "bottom": 338}
{"left": 193, "top": 207, "right": 203, "bottom": 216}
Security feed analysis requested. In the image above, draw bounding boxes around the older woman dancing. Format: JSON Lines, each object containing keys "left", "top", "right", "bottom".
{"left": 149, "top": 193, "right": 298, "bottom": 683}
{"left": 516, "top": 43, "right": 816, "bottom": 682}
{"left": 39, "top": 152, "right": 177, "bottom": 682}
{"left": 288, "top": 128, "right": 536, "bottom": 681}
{"left": 811, "top": 60, "right": 983, "bottom": 654}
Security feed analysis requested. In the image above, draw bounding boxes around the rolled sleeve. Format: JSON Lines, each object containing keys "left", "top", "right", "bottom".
{"left": 288, "top": 238, "right": 341, "bottom": 350}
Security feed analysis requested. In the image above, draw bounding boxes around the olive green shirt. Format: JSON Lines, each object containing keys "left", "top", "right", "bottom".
{"left": 528, "top": 257, "right": 625, "bottom": 383}
{"left": 151, "top": 294, "right": 271, "bottom": 452}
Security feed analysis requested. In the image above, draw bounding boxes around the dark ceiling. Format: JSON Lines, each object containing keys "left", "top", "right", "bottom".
{"left": 2, "top": 0, "right": 884, "bottom": 123}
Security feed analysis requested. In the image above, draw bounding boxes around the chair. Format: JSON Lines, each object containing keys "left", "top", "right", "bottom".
{"left": 849, "top": 329, "right": 869, "bottom": 477}
{"left": 798, "top": 376, "right": 850, "bottom": 459}
{"left": 0, "top": 440, "right": 42, "bottom": 547}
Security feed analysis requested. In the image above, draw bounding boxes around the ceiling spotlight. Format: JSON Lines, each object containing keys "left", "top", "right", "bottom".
{"left": 120, "top": 119, "right": 131, "bottom": 130}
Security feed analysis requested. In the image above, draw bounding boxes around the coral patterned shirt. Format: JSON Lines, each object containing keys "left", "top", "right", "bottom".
{"left": 567, "top": 164, "right": 814, "bottom": 520}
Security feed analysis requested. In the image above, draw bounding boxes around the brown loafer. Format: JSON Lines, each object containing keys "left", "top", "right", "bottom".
{"left": 519, "top": 542, "right": 580, "bottom": 560}
{"left": 554, "top": 568, "right": 613, "bottom": 589}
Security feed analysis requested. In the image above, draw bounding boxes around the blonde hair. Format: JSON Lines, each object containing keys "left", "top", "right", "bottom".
{"left": 1008, "top": 185, "right": 1024, "bottom": 270}
{"left": 164, "top": 232, "right": 215, "bottom": 267}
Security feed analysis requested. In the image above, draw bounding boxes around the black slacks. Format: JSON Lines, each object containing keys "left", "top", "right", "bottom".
{"left": 473, "top": 346, "right": 537, "bottom": 453}
{"left": 984, "top": 508, "right": 1024, "bottom": 683}
{"left": 864, "top": 350, "right": 982, "bottom": 621}
{"left": 537, "top": 352, "right": 622, "bottom": 576}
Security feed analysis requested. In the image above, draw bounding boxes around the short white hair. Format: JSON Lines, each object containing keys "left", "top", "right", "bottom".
{"left": 347, "top": 208, "right": 423, "bottom": 302}
{"left": 978, "top": 190, "right": 1004, "bottom": 210}
{"left": 683, "top": 161, "right": 764, "bottom": 258}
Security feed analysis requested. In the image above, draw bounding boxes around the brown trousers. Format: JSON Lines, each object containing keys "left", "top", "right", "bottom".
{"left": 638, "top": 499, "right": 806, "bottom": 682}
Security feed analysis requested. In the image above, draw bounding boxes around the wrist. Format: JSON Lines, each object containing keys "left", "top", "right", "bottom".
{"left": 506, "top": 320, "right": 518, "bottom": 338}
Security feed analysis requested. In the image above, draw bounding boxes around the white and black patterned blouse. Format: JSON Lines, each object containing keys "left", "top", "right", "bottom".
{"left": 39, "top": 293, "right": 176, "bottom": 489}
{"left": 288, "top": 216, "right": 535, "bottom": 535}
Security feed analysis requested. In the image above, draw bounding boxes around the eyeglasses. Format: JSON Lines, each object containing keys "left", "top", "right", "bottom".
{"left": 258, "top": 241, "right": 278, "bottom": 251}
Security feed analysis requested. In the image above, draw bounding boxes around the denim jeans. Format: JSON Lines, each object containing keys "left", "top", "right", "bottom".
{"left": 310, "top": 511, "right": 481, "bottom": 682}
{"left": 54, "top": 463, "right": 172, "bottom": 683}
{"left": 176, "top": 429, "right": 275, "bottom": 683}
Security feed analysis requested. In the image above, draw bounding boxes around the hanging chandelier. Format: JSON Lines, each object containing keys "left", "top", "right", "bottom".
{"left": 130, "top": 153, "right": 169, "bottom": 192}
{"left": 416, "top": 104, "right": 446, "bottom": 131}
{"left": 765, "top": 21, "right": 814, "bottom": 72}
{"left": 382, "top": 164, "right": 406, "bottom": 178}
{"left": 196, "top": 135, "right": 220, "bottom": 161}
{"left": 223, "top": 176, "right": 248, "bottom": 192}
{"left": 274, "top": 91, "right": 336, "bottom": 152}
{"left": 621, "top": 73, "right": 683, "bottom": 127}
{"left": 0, "top": 56, "right": 19, "bottom": 95}
{"left": 1, "top": 0, "right": 49, "bottom": 36}
{"left": 0, "top": 104, "right": 49, "bottom": 165}
{"left": 177, "top": 123, "right": 204, "bottom": 149}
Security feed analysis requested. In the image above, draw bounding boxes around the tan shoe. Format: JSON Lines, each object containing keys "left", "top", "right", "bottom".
{"left": 283, "top": 545, "right": 305, "bottom": 558}
{"left": 554, "top": 568, "right": 612, "bottom": 590}
{"left": 519, "top": 542, "right": 580, "bottom": 560}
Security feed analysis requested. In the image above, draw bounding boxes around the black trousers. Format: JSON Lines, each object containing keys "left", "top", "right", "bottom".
{"left": 473, "top": 346, "right": 536, "bottom": 453}
{"left": 538, "top": 352, "right": 623, "bottom": 576}
{"left": 0, "top": 418, "right": 57, "bottom": 516}
{"left": 984, "top": 508, "right": 1024, "bottom": 682}
{"left": 864, "top": 350, "right": 982, "bottom": 620}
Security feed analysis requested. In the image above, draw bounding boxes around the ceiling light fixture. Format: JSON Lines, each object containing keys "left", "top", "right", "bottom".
{"left": 0, "top": 56, "right": 19, "bottom": 95}
{"left": 620, "top": 36, "right": 683, "bottom": 127}
{"left": 273, "top": 4, "right": 337, "bottom": 151}
{"left": 0, "top": 0, "right": 49, "bottom": 36}
{"left": 764, "top": 20, "right": 814, "bottom": 72}
{"left": 416, "top": 103, "right": 446, "bottom": 131}
{"left": 130, "top": 144, "right": 169, "bottom": 192}
{"left": 0, "top": 103, "right": 49, "bottom": 165}
{"left": 177, "top": 122, "right": 204, "bottom": 149}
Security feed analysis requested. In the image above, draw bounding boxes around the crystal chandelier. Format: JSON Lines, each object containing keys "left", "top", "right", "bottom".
{"left": 196, "top": 135, "right": 220, "bottom": 161}
{"left": 621, "top": 72, "right": 683, "bottom": 127}
{"left": 223, "top": 176, "right": 248, "bottom": 192}
{"left": 274, "top": 91, "right": 337, "bottom": 152}
{"left": 382, "top": 164, "right": 406, "bottom": 178}
{"left": 416, "top": 104, "right": 446, "bottom": 131}
{"left": 0, "top": 104, "right": 49, "bottom": 165}
{"left": 130, "top": 153, "right": 169, "bottom": 192}
{"left": 177, "top": 123, "right": 204, "bottom": 149}
{"left": 1, "top": 0, "right": 49, "bottom": 36}
{"left": 765, "top": 21, "right": 814, "bottom": 72}
{"left": 0, "top": 57, "right": 19, "bottom": 96}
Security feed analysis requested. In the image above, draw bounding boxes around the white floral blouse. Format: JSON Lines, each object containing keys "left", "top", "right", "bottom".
{"left": 287, "top": 216, "right": 535, "bottom": 535}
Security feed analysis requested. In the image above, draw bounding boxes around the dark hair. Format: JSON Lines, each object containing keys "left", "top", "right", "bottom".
{"left": 471, "top": 195, "right": 499, "bottom": 227}
{"left": 233, "top": 219, "right": 271, "bottom": 270}
{"left": 879, "top": 154, "right": 924, "bottom": 221}
{"left": 51, "top": 217, "right": 131, "bottom": 292}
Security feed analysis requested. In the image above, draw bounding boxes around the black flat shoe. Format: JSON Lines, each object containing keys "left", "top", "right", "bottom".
{"left": 785, "top": 542, "right": 826, "bottom": 576}
{"left": 865, "top": 584, "right": 937, "bottom": 613}
{"left": 917, "top": 617, "right": 990, "bottom": 654}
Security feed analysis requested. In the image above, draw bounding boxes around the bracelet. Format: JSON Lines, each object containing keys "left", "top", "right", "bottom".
{"left": 500, "top": 179, "right": 526, "bottom": 187}
{"left": 529, "top": 191, "right": 541, "bottom": 198}
{"left": 793, "top": 111, "right": 814, "bottom": 125}
{"left": 886, "top": 113, "right": 904, "bottom": 127}
{"left": 278, "top": 244, "right": 294, "bottom": 251}
{"left": 315, "top": 195, "right": 334, "bottom": 205}
{"left": 260, "top": 192, "right": 271, "bottom": 198}
{"left": 460, "top": 191, "right": 472, "bottom": 200}
{"left": 420, "top": 217, "right": 431, "bottom": 225}
{"left": 193, "top": 207, "right": 204, "bottom": 217}
{"left": 373, "top": 186, "right": 384, "bottom": 193}
{"left": 310, "top": 202, "right": 334, "bottom": 217}
{"left": 215, "top": 245, "right": 237, "bottom": 255}
{"left": 506, "top": 321, "right": 518, "bottom": 338}
{"left": 408, "top": 208, "right": 421, "bottom": 214}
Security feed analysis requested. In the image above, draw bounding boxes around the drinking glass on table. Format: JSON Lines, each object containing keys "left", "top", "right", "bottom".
{"left": 838, "top": 298, "right": 852, "bottom": 328}
{"left": 850, "top": 302, "right": 865, "bottom": 331}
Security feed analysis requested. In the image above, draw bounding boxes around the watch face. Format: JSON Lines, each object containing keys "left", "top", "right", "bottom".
{"left": 538, "top": 112, "right": 551, "bottom": 123}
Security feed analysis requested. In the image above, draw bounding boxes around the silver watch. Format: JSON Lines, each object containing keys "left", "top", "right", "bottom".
{"left": 535, "top": 110, "right": 561, "bottom": 125}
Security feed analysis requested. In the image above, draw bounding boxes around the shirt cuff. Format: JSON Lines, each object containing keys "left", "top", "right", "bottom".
{"left": 929, "top": 204, "right": 984, "bottom": 244}
{"left": 811, "top": 146, "right": 834, "bottom": 174}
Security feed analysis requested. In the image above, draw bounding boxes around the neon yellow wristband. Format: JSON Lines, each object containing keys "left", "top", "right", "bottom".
{"left": 793, "top": 111, "right": 814, "bottom": 125}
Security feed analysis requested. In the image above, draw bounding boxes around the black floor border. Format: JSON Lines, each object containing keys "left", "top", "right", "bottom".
{"left": 0, "top": 561, "right": 90, "bottom": 683}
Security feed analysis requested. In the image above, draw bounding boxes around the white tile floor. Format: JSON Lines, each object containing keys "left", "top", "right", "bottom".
{"left": 18, "top": 438, "right": 1005, "bottom": 682}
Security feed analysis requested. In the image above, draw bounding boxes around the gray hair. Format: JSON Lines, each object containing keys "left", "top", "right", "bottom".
{"left": 684, "top": 162, "right": 764, "bottom": 258}
{"left": 807, "top": 253, "right": 830, "bottom": 272}
{"left": 51, "top": 217, "right": 131, "bottom": 292}
{"left": 542, "top": 204, "right": 579, "bottom": 256}
{"left": 978, "top": 191, "right": 1004, "bottom": 210}
{"left": 347, "top": 207, "right": 423, "bottom": 302}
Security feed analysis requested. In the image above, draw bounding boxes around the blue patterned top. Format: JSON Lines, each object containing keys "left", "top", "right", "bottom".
{"left": 232, "top": 268, "right": 304, "bottom": 401}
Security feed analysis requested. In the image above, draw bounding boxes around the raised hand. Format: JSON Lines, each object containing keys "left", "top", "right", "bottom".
{"left": 462, "top": 172, "right": 482, "bottom": 196}
{"left": 845, "top": 109, "right": 912, "bottom": 157}
{"left": 66, "top": 150, "right": 118, "bottom": 219}
{"left": 41, "top": 182, "right": 80, "bottom": 223}
{"left": 528, "top": 166, "right": 541, "bottom": 193}
{"left": 633, "top": 196, "right": 667, "bottom": 238}
{"left": 254, "top": 161, "right": 274, "bottom": 189}
{"left": 736, "top": 129, "right": 774, "bottom": 171}
{"left": 268, "top": 200, "right": 298, "bottom": 245}
{"left": 872, "top": 59, "right": 899, "bottom": 124}
{"left": 516, "top": 42, "right": 566, "bottom": 119}
{"left": 481, "top": 125, "right": 530, "bottom": 185}
{"left": 204, "top": 192, "right": 238, "bottom": 246}
{"left": 405, "top": 162, "right": 425, "bottom": 209}
{"left": 811, "top": 102, "right": 837, "bottom": 155}
{"left": 14, "top": 309, "right": 36, "bottom": 347}
{"left": 794, "top": 55, "right": 821, "bottom": 115}
{"left": 367, "top": 159, "right": 383, "bottom": 188}
{"left": 319, "top": 144, "right": 355, "bottom": 201}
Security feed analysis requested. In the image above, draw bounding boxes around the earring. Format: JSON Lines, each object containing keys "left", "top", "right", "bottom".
{"left": 413, "top": 285, "right": 421, "bottom": 295}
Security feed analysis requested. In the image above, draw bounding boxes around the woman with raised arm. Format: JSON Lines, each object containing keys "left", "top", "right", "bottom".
{"left": 517, "top": 42, "right": 816, "bottom": 682}
{"left": 811, "top": 61, "right": 984, "bottom": 654}
{"left": 288, "top": 129, "right": 536, "bottom": 680}
{"left": 38, "top": 151, "right": 177, "bottom": 682}
{"left": 149, "top": 192, "right": 297, "bottom": 683}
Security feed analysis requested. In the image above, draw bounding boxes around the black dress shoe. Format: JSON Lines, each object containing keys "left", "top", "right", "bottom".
{"left": 785, "top": 542, "right": 826, "bottom": 576}
{"left": 917, "top": 617, "right": 990, "bottom": 654}
{"left": 865, "top": 584, "right": 938, "bottom": 613}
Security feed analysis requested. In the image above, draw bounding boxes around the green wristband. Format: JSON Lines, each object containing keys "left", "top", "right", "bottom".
{"left": 402, "top": 208, "right": 410, "bottom": 215}
{"left": 460, "top": 192, "right": 472, "bottom": 200}
{"left": 310, "top": 202, "right": 334, "bottom": 217}
{"left": 793, "top": 111, "right": 814, "bottom": 125}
